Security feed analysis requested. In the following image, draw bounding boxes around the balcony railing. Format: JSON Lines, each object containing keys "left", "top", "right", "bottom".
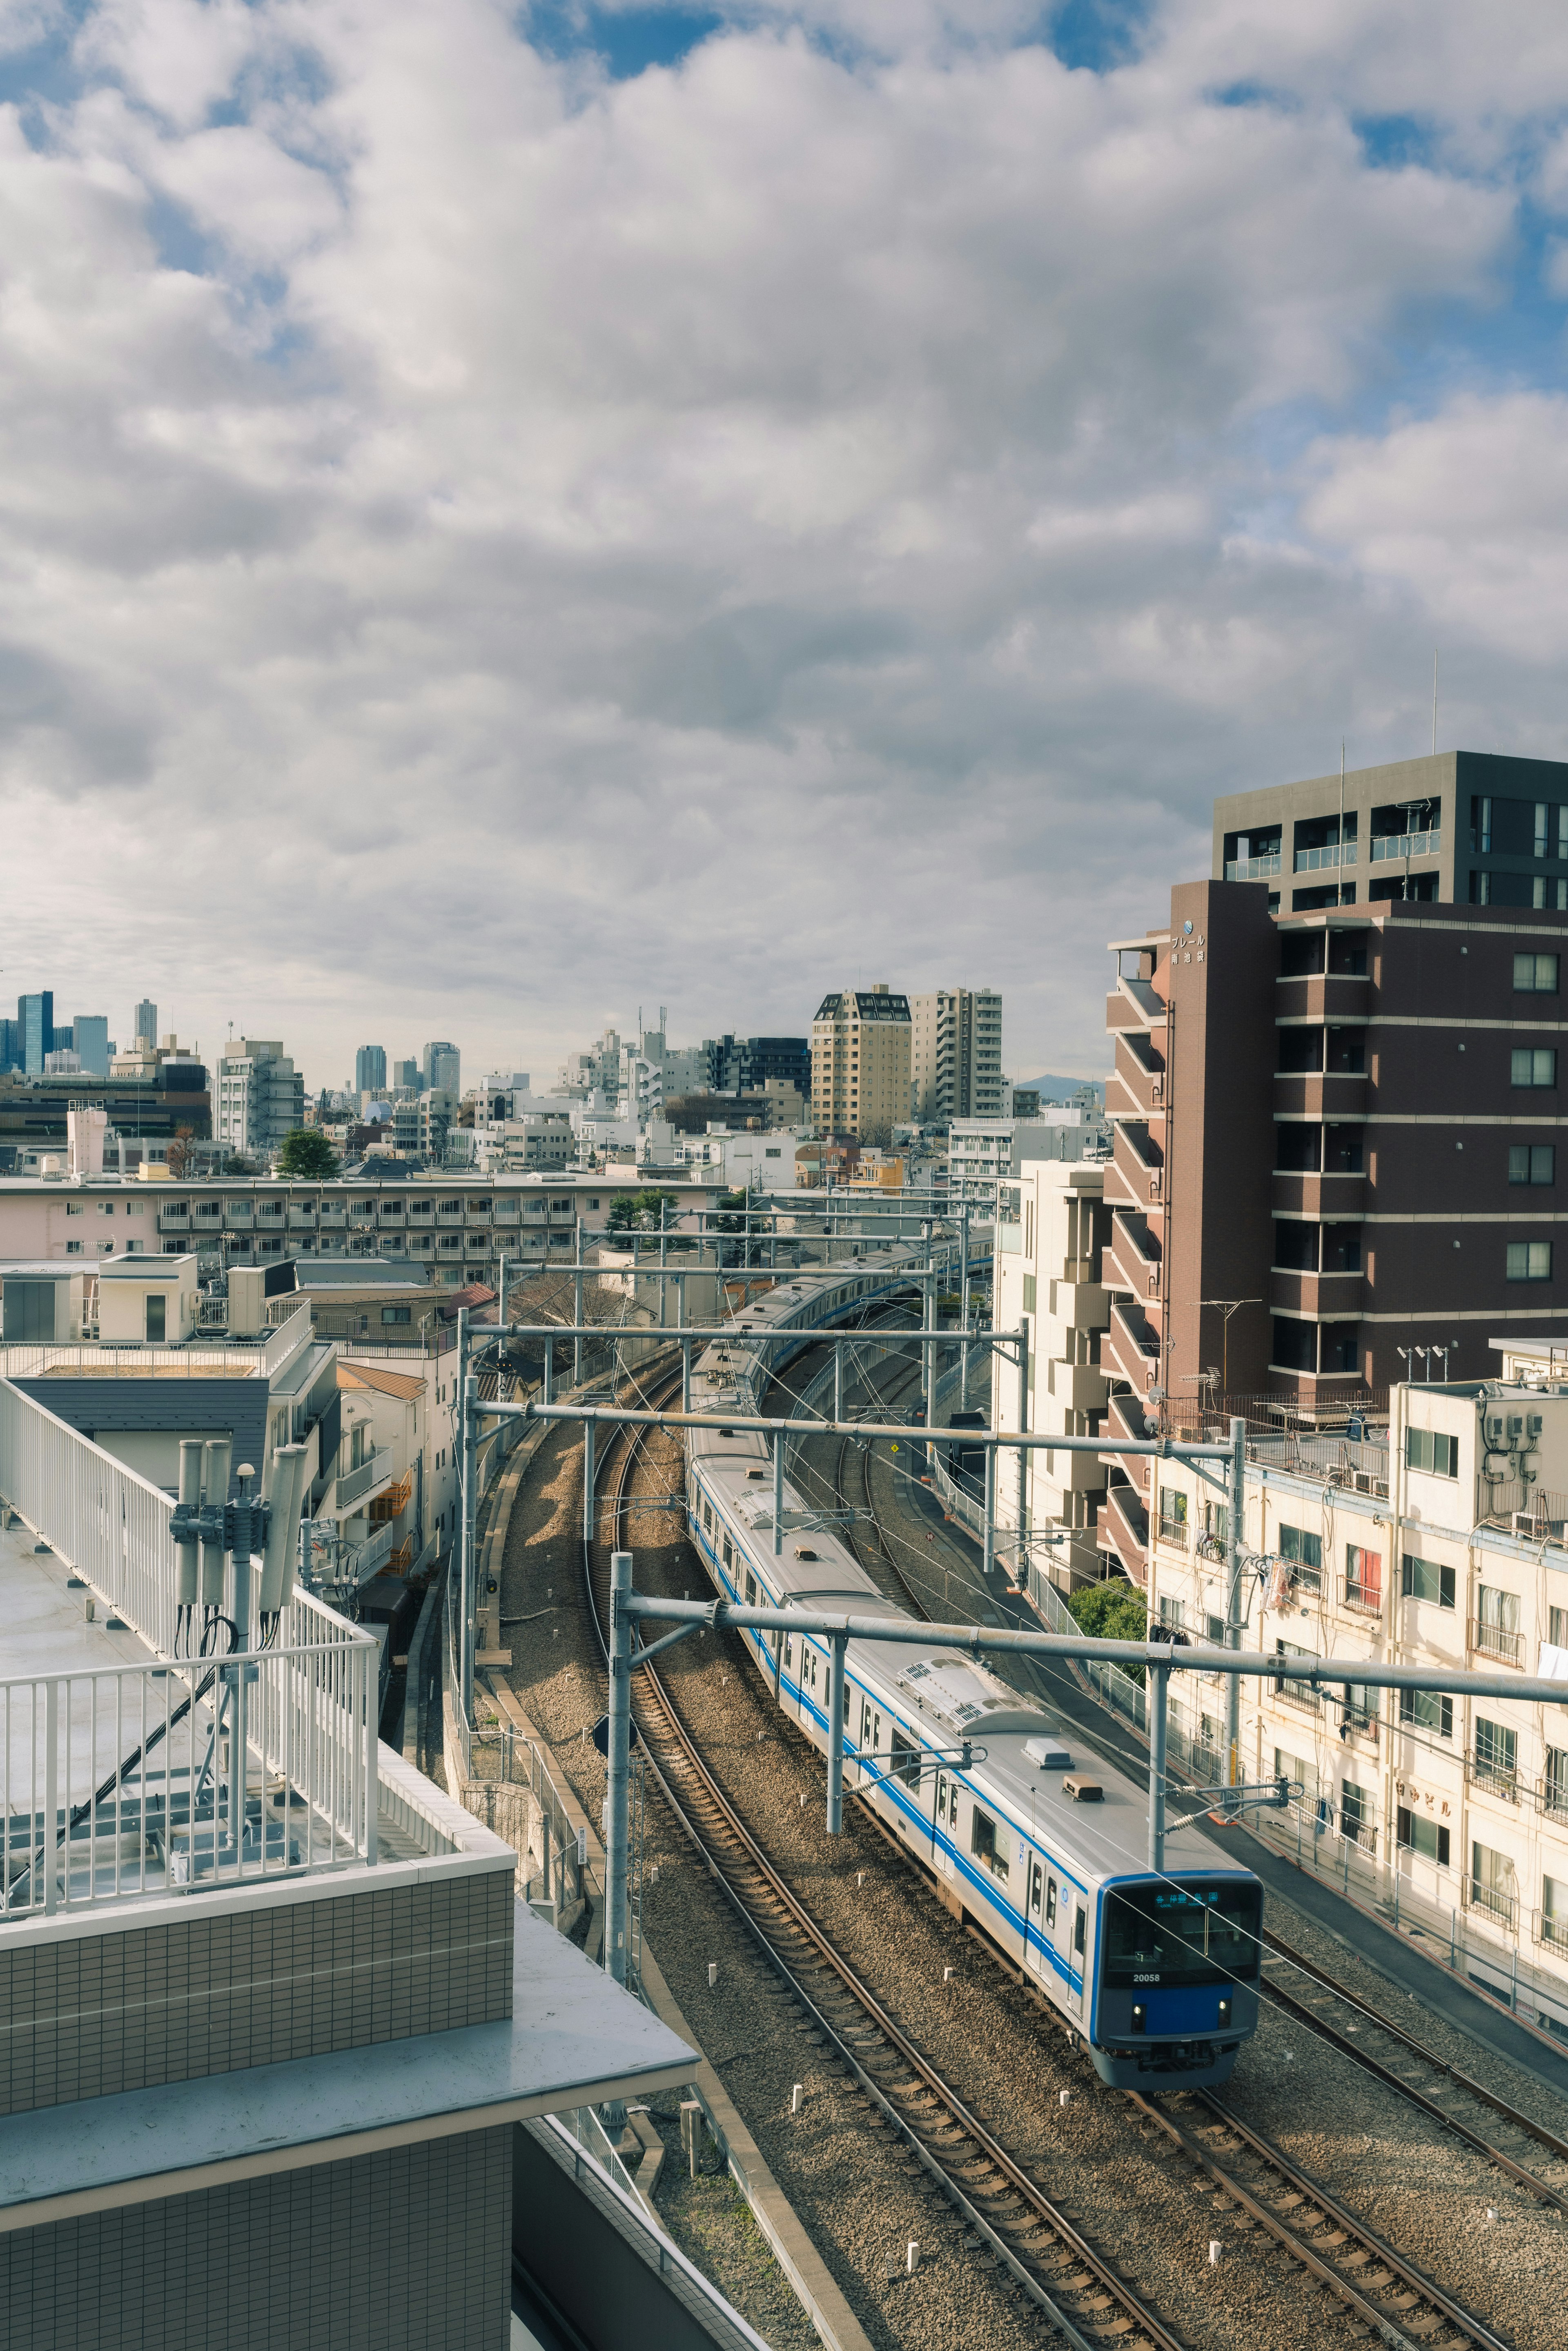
{"left": 1467, "top": 1755, "right": 1520, "bottom": 1804}
{"left": 1341, "top": 1577, "right": 1384, "bottom": 1616}
{"left": 336, "top": 1445, "right": 394, "bottom": 1512}
{"left": 1224, "top": 851, "right": 1282, "bottom": 880}
{"left": 1470, "top": 1618, "right": 1524, "bottom": 1667}
{"left": 1293, "top": 843, "right": 1358, "bottom": 872}
{"left": 1339, "top": 1819, "right": 1377, "bottom": 1858}
{"left": 1538, "top": 1774, "right": 1568, "bottom": 1822}
{"left": 1466, "top": 1877, "right": 1519, "bottom": 1929}
{"left": 1535, "top": 1909, "right": 1568, "bottom": 1954}
{"left": 1156, "top": 1516, "right": 1189, "bottom": 1550}
{"left": 1371, "top": 828, "right": 1440, "bottom": 862}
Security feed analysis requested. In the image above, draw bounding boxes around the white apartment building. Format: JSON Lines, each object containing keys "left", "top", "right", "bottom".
{"left": 991, "top": 1160, "right": 1113, "bottom": 1589}
{"left": 949, "top": 1114, "right": 1100, "bottom": 1213}
{"left": 1137, "top": 1344, "right": 1568, "bottom": 2030}
{"left": 215, "top": 1038, "right": 304, "bottom": 1158}
{"left": 911, "top": 988, "right": 1004, "bottom": 1122}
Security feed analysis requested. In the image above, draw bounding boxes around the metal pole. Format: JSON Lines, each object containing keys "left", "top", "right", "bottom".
{"left": 1148, "top": 1663, "right": 1169, "bottom": 1872}
{"left": 462, "top": 1365, "right": 478, "bottom": 1726}
{"left": 1225, "top": 1414, "right": 1245, "bottom": 1796}
{"left": 584, "top": 1418, "right": 596, "bottom": 1547}
{"left": 574, "top": 1221, "right": 584, "bottom": 1384}
{"left": 544, "top": 1333, "right": 553, "bottom": 1406}
{"left": 606, "top": 1549, "right": 632, "bottom": 1985}
{"left": 826, "top": 1633, "right": 847, "bottom": 1834}
{"left": 983, "top": 1439, "right": 996, "bottom": 1580}
{"left": 833, "top": 1339, "right": 843, "bottom": 1424}
{"left": 960, "top": 1206, "right": 970, "bottom": 1411}
{"left": 1016, "top": 1312, "right": 1030, "bottom": 1591}
{"left": 682, "top": 1336, "right": 691, "bottom": 1413}
{"left": 774, "top": 1430, "right": 784, "bottom": 1557}
{"left": 659, "top": 1199, "right": 667, "bottom": 1329}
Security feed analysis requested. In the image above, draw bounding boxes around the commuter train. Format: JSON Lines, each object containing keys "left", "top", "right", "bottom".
{"left": 682, "top": 1247, "right": 1263, "bottom": 2090}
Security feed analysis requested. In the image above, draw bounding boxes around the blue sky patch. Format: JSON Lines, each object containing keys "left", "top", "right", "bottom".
{"left": 526, "top": 4, "right": 722, "bottom": 81}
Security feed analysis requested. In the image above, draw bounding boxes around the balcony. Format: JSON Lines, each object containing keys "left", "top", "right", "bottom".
{"left": 1271, "top": 1172, "right": 1366, "bottom": 1219}
{"left": 1156, "top": 1515, "right": 1189, "bottom": 1551}
{"left": 1100, "top": 1485, "right": 1149, "bottom": 1582}
{"left": 1371, "top": 828, "right": 1440, "bottom": 863}
{"left": 287, "top": 1209, "right": 315, "bottom": 1229}
{"left": 336, "top": 1444, "right": 394, "bottom": 1513}
{"left": 1224, "top": 851, "right": 1281, "bottom": 880}
{"left": 1470, "top": 1618, "right": 1524, "bottom": 1667}
{"left": 318, "top": 1207, "right": 345, "bottom": 1227}
{"left": 1274, "top": 974, "right": 1370, "bottom": 1021}
{"left": 1466, "top": 1877, "right": 1519, "bottom": 1929}
{"left": 1108, "top": 1210, "right": 1162, "bottom": 1301}
{"left": 1105, "top": 1389, "right": 1157, "bottom": 1447}
{"left": 1270, "top": 1268, "right": 1365, "bottom": 1318}
{"left": 157, "top": 1209, "right": 189, "bottom": 1230}
{"left": 1274, "top": 1073, "right": 1367, "bottom": 1119}
{"left": 1104, "top": 1297, "right": 1161, "bottom": 1394}
{"left": 1467, "top": 1756, "right": 1520, "bottom": 1805}
{"left": 369, "top": 1470, "right": 414, "bottom": 1523}
{"left": 1293, "top": 843, "right": 1358, "bottom": 873}
{"left": 1049, "top": 1359, "right": 1108, "bottom": 1412}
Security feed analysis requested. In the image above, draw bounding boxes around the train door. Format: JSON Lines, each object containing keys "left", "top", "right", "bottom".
{"left": 771, "top": 1627, "right": 782, "bottom": 1701}
{"left": 1069, "top": 1896, "right": 1087, "bottom": 2015}
{"left": 1025, "top": 1855, "right": 1046, "bottom": 1976}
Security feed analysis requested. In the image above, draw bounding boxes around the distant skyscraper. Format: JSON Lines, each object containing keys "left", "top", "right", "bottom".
{"left": 394, "top": 1057, "right": 420, "bottom": 1092}
{"left": 73, "top": 1016, "right": 110, "bottom": 1078}
{"left": 423, "top": 1041, "right": 460, "bottom": 1094}
{"left": 18, "top": 992, "right": 53, "bottom": 1076}
{"left": 355, "top": 1044, "right": 388, "bottom": 1094}
{"left": 134, "top": 998, "right": 158, "bottom": 1047}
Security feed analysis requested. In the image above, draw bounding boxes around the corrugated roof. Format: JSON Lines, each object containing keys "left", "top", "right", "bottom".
{"left": 337, "top": 1361, "right": 426, "bottom": 1402}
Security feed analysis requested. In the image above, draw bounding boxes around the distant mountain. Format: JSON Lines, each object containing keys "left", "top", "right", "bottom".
{"left": 1016, "top": 1074, "right": 1107, "bottom": 1103}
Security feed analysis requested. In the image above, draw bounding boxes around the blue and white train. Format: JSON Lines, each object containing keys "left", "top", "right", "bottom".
{"left": 682, "top": 1248, "right": 1263, "bottom": 2089}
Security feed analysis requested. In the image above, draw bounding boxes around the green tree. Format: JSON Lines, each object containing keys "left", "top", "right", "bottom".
{"left": 1066, "top": 1578, "right": 1149, "bottom": 1682}
{"left": 606, "top": 1190, "right": 680, "bottom": 1235}
{"left": 276, "top": 1128, "right": 340, "bottom": 1178}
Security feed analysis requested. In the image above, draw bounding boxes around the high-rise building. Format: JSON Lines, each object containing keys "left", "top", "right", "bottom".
{"left": 910, "top": 989, "right": 1004, "bottom": 1122}
{"left": 72, "top": 1015, "right": 110, "bottom": 1078}
{"left": 17, "top": 992, "right": 53, "bottom": 1076}
{"left": 1095, "top": 864, "right": 1568, "bottom": 1588}
{"left": 215, "top": 1039, "right": 305, "bottom": 1159}
{"left": 394, "top": 1056, "right": 420, "bottom": 1093}
{"left": 423, "top": 1040, "right": 460, "bottom": 1094}
{"left": 134, "top": 998, "right": 158, "bottom": 1045}
{"left": 809, "top": 986, "right": 911, "bottom": 1142}
{"left": 355, "top": 1044, "right": 388, "bottom": 1094}
{"left": 704, "top": 1034, "right": 811, "bottom": 1098}
{"left": 0, "top": 1019, "right": 18, "bottom": 1073}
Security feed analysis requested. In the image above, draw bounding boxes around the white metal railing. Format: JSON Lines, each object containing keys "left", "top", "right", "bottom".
{"left": 0, "top": 1378, "right": 379, "bottom": 1905}
{"left": 1, "top": 1638, "right": 378, "bottom": 1916}
{"left": 0, "top": 1340, "right": 270, "bottom": 1378}
{"left": 1293, "top": 843, "right": 1358, "bottom": 872}
{"left": 336, "top": 1445, "right": 394, "bottom": 1512}
{"left": 1223, "top": 851, "right": 1281, "bottom": 880}
{"left": 345, "top": 1521, "right": 396, "bottom": 1587}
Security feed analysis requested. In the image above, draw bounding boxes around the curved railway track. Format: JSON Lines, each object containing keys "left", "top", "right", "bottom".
{"left": 584, "top": 1380, "right": 1190, "bottom": 2351}
{"left": 578, "top": 1339, "right": 1527, "bottom": 2351}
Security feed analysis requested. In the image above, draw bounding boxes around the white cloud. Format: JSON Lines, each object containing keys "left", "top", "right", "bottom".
{"left": 0, "top": 0, "right": 1560, "bottom": 1087}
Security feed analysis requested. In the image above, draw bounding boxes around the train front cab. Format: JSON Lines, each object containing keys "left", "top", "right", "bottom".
{"left": 1086, "top": 1874, "right": 1262, "bottom": 2090}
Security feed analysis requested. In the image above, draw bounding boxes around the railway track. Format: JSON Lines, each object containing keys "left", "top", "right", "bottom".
{"left": 1258, "top": 1926, "right": 1568, "bottom": 2211}
{"left": 584, "top": 1384, "right": 1192, "bottom": 2351}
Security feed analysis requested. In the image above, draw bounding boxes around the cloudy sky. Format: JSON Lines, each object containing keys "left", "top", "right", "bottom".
{"left": 3, "top": 0, "right": 1566, "bottom": 1093}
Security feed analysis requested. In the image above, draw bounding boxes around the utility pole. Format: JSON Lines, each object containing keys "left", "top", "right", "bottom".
{"left": 1225, "top": 1415, "right": 1245, "bottom": 1798}
{"left": 606, "top": 1551, "right": 632, "bottom": 1985}
{"left": 458, "top": 1308, "right": 477, "bottom": 1726}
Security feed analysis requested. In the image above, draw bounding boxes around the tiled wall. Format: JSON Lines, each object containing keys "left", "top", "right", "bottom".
{"left": 0, "top": 2124, "right": 512, "bottom": 2351}
{"left": 0, "top": 1869, "right": 513, "bottom": 2117}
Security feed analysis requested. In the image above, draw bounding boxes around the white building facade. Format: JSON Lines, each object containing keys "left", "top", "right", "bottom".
{"left": 216, "top": 1039, "right": 305, "bottom": 1159}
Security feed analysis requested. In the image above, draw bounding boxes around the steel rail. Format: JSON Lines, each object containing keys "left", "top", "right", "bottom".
{"left": 584, "top": 1393, "right": 1189, "bottom": 2351}
{"left": 1260, "top": 1927, "right": 1568, "bottom": 2190}
{"left": 1132, "top": 2090, "right": 1513, "bottom": 2351}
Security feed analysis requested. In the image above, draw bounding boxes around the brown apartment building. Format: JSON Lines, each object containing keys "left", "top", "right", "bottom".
{"left": 1099, "top": 873, "right": 1568, "bottom": 1585}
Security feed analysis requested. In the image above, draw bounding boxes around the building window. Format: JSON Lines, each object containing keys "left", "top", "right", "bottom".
{"left": 1474, "top": 1716, "right": 1518, "bottom": 1796}
{"left": 1278, "top": 1524, "right": 1322, "bottom": 1589}
{"left": 1514, "top": 952, "right": 1559, "bottom": 993}
{"left": 1344, "top": 1544, "right": 1382, "bottom": 1611}
{"left": 381, "top": 1306, "right": 412, "bottom": 1325}
{"left": 1396, "top": 1809, "right": 1450, "bottom": 1865}
{"left": 1405, "top": 1428, "right": 1459, "bottom": 1476}
{"left": 1157, "top": 1593, "right": 1184, "bottom": 1630}
{"left": 1475, "top": 1584, "right": 1522, "bottom": 1664}
{"left": 1401, "top": 1554, "right": 1456, "bottom": 1608}
{"left": 1398, "top": 1685, "right": 1453, "bottom": 1737}
{"left": 1509, "top": 1144, "right": 1555, "bottom": 1185}
{"left": 65, "top": 1203, "right": 81, "bottom": 1216}
{"left": 1340, "top": 1778, "right": 1373, "bottom": 1851}
{"left": 1157, "top": 1488, "right": 1187, "bottom": 1546}
{"left": 98, "top": 1203, "right": 114, "bottom": 1216}
{"left": 1506, "top": 1240, "right": 1553, "bottom": 1281}
{"left": 66, "top": 1240, "right": 82, "bottom": 1255}
{"left": 1512, "top": 1047, "right": 1557, "bottom": 1086}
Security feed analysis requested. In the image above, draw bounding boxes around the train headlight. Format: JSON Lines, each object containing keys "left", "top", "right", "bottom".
{"left": 1217, "top": 1997, "right": 1232, "bottom": 2028}
{"left": 1130, "top": 2002, "right": 1147, "bottom": 2032}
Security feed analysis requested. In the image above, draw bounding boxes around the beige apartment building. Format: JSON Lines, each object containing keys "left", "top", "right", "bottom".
{"left": 810, "top": 985, "right": 912, "bottom": 1141}
{"left": 910, "top": 988, "right": 1004, "bottom": 1122}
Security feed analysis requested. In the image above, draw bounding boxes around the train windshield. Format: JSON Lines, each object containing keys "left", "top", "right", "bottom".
{"left": 1100, "top": 1881, "right": 1262, "bottom": 1988}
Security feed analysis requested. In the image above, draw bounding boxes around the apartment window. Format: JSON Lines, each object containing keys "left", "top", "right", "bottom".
{"left": 1552, "top": 1606, "right": 1568, "bottom": 1649}
{"left": 1510, "top": 1144, "right": 1556, "bottom": 1185}
{"left": 1514, "top": 952, "right": 1559, "bottom": 993}
{"left": 1022, "top": 1275, "right": 1036, "bottom": 1313}
{"left": 1401, "top": 1554, "right": 1456, "bottom": 1608}
{"left": 1157, "top": 1488, "right": 1187, "bottom": 1544}
{"left": 381, "top": 1306, "right": 411, "bottom": 1325}
{"left": 1344, "top": 1544, "right": 1382, "bottom": 1611}
{"left": 1396, "top": 1809, "right": 1450, "bottom": 1866}
{"left": 1544, "top": 1750, "right": 1568, "bottom": 1820}
{"left": 1405, "top": 1428, "right": 1459, "bottom": 1476}
{"left": 1157, "top": 1594, "right": 1184, "bottom": 1631}
{"left": 98, "top": 1203, "right": 114, "bottom": 1216}
{"left": 1474, "top": 1716, "right": 1518, "bottom": 1792}
{"left": 1340, "top": 1778, "right": 1372, "bottom": 1849}
{"left": 1475, "top": 1585, "right": 1522, "bottom": 1664}
{"left": 65, "top": 1203, "right": 81, "bottom": 1216}
{"left": 1545, "top": 1876, "right": 1568, "bottom": 1949}
{"left": 1205, "top": 1499, "right": 1229, "bottom": 1547}
{"left": 1274, "top": 1637, "right": 1319, "bottom": 1704}
{"left": 1205, "top": 1612, "right": 1226, "bottom": 1646}
{"left": 1513, "top": 1047, "right": 1557, "bottom": 1087}
{"left": 65, "top": 1240, "right": 82, "bottom": 1256}
{"left": 1278, "top": 1524, "right": 1322, "bottom": 1590}
{"left": 1507, "top": 1240, "right": 1553, "bottom": 1281}
{"left": 1399, "top": 1686, "right": 1453, "bottom": 1738}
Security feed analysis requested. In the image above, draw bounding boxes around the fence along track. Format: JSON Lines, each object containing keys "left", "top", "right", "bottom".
{"left": 1259, "top": 1927, "right": 1568, "bottom": 2208}
{"left": 581, "top": 1390, "right": 1190, "bottom": 2351}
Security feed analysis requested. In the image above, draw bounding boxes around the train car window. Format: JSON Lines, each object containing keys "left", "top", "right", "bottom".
{"left": 1100, "top": 1883, "right": 1262, "bottom": 1986}
{"left": 860, "top": 1699, "right": 871, "bottom": 1747}
{"left": 934, "top": 1772, "right": 948, "bottom": 1821}
{"left": 722, "top": 1535, "right": 732, "bottom": 1571}
{"left": 784, "top": 1633, "right": 793, "bottom": 1670}
{"left": 971, "top": 1807, "right": 1008, "bottom": 1880}
{"left": 1073, "top": 1905, "right": 1086, "bottom": 1961}
{"left": 1029, "top": 1861, "right": 1043, "bottom": 1918}
{"left": 892, "top": 1727, "right": 920, "bottom": 1787}
{"left": 745, "top": 1571, "right": 757, "bottom": 1606}
{"left": 1046, "top": 1877, "right": 1057, "bottom": 1926}
{"left": 702, "top": 1500, "right": 712, "bottom": 1533}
